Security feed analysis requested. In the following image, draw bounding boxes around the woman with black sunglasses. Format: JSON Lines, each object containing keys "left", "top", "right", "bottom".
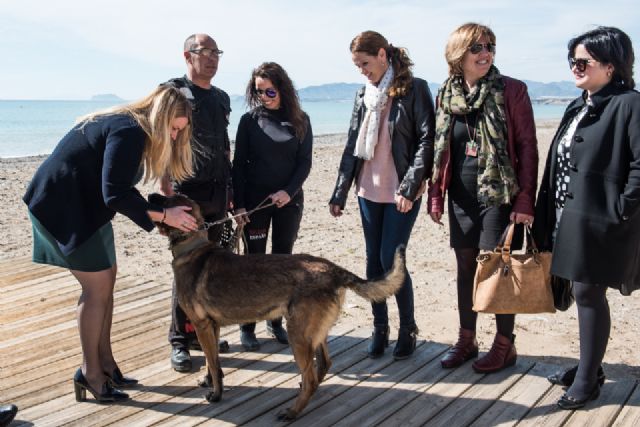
{"left": 232, "top": 62, "right": 313, "bottom": 351}
{"left": 532, "top": 26, "right": 640, "bottom": 409}
{"left": 329, "top": 31, "right": 435, "bottom": 360}
{"left": 428, "top": 22, "right": 538, "bottom": 373}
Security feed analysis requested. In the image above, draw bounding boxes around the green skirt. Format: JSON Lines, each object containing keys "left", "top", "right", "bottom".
{"left": 29, "top": 212, "right": 116, "bottom": 272}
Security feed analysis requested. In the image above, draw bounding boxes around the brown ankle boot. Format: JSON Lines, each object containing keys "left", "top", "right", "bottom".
{"left": 472, "top": 333, "right": 517, "bottom": 373}
{"left": 441, "top": 328, "right": 479, "bottom": 368}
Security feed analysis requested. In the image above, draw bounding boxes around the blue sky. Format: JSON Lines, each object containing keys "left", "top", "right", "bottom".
{"left": 1, "top": 0, "right": 638, "bottom": 100}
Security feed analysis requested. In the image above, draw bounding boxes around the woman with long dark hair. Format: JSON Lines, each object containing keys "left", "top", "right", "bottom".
{"left": 330, "top": 31, "right": 435, "bottom": 360}
{"left": 232, "top": 62, "right": 313, "bottom": 351}
{"left": 428, "top": 23, "right": 538, "bottom": 374}
{"left": 533, "top": 26, "right": 640, "bottom": 409}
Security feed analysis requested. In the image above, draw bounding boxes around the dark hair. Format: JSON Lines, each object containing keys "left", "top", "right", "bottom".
{"left": 568, "top": 26, "right": 635, "bottom": 89}
{"left": 350, "top": 31, "right": 414, "bottom": 97}
{"left": 245, "top": 62, "right": 308, "bottom": 140}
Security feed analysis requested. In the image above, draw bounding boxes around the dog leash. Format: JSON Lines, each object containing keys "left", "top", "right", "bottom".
{"left": 200, "top": 196, "right": 275, "bottom": 230}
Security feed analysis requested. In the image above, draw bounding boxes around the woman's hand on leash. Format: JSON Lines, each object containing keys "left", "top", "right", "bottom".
{"left": 234, "top": 208, "right": 250, "bottom": 226}
{"left": 165, "top": 206, "right": 198, "bottom": 232}
{"left": 510, "top": 212, "right": 534, "bottom": 226}
{"left": 270, "top": 190, "right": 291, "bottom": 208}
{"left": 429, "top": 211, "right": 444, "bottom": 226}
{"left": 329, "top": 204, "right": 343, "bottom": 217}
{"left": 395, "top": 194, "right": 413, "bottom": 213}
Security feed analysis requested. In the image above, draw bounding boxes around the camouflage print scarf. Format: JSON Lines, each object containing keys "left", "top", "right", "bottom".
{"left": 432, "top": 65, "right": 518, "bottom": 207}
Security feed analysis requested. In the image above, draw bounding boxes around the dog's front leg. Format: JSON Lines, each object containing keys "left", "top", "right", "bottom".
{"left": 193, "top": 320, "right": 223, "bottom": 402}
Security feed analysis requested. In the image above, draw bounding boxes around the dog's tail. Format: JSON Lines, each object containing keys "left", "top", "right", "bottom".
{"left": 346, "top": 245, "right": 406, "bottom": 302}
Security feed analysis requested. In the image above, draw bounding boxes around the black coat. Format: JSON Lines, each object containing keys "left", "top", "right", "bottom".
{"left": 329, "top": 77, "right": 435, "bottom": 208}
{"left": 532, "top": 83, "right": 640, "bottom": 294}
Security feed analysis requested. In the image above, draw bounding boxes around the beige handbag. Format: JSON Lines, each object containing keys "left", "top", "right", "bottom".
{"left": 472, "top": 223, "right": 555, "bottom": 314}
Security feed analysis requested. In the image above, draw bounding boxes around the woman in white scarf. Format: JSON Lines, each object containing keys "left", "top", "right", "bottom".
{"left": 329, "top": 31, "right": 436, "bottom": 361}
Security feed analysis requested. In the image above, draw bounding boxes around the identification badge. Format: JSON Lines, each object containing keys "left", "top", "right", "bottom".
{"left": 465, "top": 141, "right": 478, "bottom": 157}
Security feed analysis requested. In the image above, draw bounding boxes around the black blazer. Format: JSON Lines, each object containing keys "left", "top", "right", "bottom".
{"left": 329, "top": 77, "right": 435, "bottom": 208}
{"left": 533, "top": 83, "right": 640, "bottom": 294}
{"left": 23, "top": 114, "right": 163, "bottom": 256}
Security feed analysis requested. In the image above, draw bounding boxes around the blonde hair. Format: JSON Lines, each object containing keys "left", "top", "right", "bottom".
{"left": 445, "top": 23, "right": 496, "bottom": 76}
{"left": 78, "top": 86, "right": 193, "bottom": 183}
{"left": 350, "top": 30, "right": 414, "bottom": 97}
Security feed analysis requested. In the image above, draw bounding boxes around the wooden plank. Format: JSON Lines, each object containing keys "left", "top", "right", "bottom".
{"left": 612, "top": 382, "right": 640, "bottom": 427}
{"left": 332, "top": 342, "right": 457, "bottom": 427}
{"left": 564, "top": 379, "right": 636, "bottom": 427}
{"left": 469, "top": 362, "right": 557, "bottom": 427}
{"left": 288, "top": 341, "right": 448, "bottom": 427}
{"left": 517, "top": 381, "right": 574, "bottom": 426}
{"left": 148, "top": 327, "right": 368, "bottom": 427}
{"left": 35, "top": 325, "right": 356, "bottom": 427}
{"left": 377, "top": 359, "right": 484, "bottom": 425}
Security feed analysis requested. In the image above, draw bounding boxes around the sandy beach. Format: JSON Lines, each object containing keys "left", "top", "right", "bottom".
{"left": 2, "top": 120, "right": 639, "bottom": 381}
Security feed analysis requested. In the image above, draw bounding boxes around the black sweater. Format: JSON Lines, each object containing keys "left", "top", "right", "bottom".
{"left": 232, "top": 107, "right": 313, "bottom": 209}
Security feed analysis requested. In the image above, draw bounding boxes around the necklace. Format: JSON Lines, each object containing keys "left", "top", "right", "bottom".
{"left": 464, "top": 114, "right": 478, "bottom": 157}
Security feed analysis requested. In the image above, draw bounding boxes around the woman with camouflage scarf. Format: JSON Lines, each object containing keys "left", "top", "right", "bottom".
{"left": 427, "top": 23, "right": 538, "bottom": 374}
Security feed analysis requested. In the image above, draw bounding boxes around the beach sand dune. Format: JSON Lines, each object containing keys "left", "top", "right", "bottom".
{"left": 2, "top": 121, "right": 639, "bottom": 380}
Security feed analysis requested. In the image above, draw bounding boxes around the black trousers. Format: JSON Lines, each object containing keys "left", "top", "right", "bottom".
{"left": 240, "top": 192, "right": 303, "bottom": 333}
{"left": 168, "top": 188, "right": 227, "bottom": 350}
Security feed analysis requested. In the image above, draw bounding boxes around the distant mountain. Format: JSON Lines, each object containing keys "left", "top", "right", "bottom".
{"left": 91, "top": 94, "right": 125, "bottom": 102}
{"left": 232, "top": 80, "right": 581, "bottom": 104}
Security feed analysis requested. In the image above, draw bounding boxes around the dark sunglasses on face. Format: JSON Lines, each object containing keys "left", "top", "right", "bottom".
{"left": 189, "top": 48, "right": 224, "bottom": 58}
{"left": 569, "top": 57, "right": 595, "bottom": 73}
{"left": 469, "top": 43, "right": 496, "bottom": 54}
{"left": 255, "top": 88, "right": 278, "bottom": 98}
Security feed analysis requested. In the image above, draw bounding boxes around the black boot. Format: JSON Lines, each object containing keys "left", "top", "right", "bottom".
{"left": 240, "top": 323, "right": 260, "bottom": 351}
{"left": 367, "top": 325, "right": 390, "bottom": 358}
{"left": 393, "top": 326, "right": 418, "bottom": 360}
{"left": 267, "top": 319, "right": 289, "bottom": 344}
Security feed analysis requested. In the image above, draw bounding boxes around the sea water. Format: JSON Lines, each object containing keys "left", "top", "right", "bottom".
{"left": 0, "top": 99, "right": 566, "bottom": 158}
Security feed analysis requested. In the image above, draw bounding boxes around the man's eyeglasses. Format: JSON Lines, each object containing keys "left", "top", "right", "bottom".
{"left": 469, "top": 43, "right": 496, "bottom": 54}
{"left": 255, "top": 88, "right": 278, "bottom": 99}
{"left": 569, "top": 58, "right": 595, "bottom": 73}
{"left": 189, "top": 48, "right": 224, "bottom": 58}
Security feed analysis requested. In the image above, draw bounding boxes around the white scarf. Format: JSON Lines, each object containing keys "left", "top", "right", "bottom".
{"left": 354, "top": 64, "right": 394, "bottom": 160}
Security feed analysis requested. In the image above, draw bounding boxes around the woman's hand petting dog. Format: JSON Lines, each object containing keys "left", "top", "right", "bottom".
{"left": 162, "top": 206, "right": 198, "bottom": 232}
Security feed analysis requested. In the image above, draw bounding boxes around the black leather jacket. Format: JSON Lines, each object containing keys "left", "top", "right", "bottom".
{"left": 329, "top": 77, "right": 435, "bottom": 209}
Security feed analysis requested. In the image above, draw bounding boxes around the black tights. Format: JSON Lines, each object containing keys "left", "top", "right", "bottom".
{"left": 568, "top": 281, "right": 610, "bottom": 400}
{"left": 454, "top": 248, "right": 514, "bottom": 337}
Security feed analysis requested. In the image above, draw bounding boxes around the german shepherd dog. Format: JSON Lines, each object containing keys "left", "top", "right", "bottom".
{"left": 151, "top": 194, "right": 406, "bottom": 420}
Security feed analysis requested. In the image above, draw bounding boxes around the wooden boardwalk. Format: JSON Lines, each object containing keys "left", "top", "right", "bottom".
{"left": 1, "top": 257, "right": 639, "bottom": 426}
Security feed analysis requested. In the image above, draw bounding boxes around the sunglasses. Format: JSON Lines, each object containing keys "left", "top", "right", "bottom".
{"left": 189, "top": 48, "right": 224, "bottom": 58}
{"left": 569, "top": 57, "right": 595, "bottom": 73}
{"left": 255, "top": 88, "right": 278, "bottom": 98}
{"left": 469, "top": 43, "right": 496, "bottom": 54}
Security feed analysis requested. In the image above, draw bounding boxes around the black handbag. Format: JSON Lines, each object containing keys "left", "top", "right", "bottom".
{"left": 551, "top": 275, "right": 574, "bottom": 311}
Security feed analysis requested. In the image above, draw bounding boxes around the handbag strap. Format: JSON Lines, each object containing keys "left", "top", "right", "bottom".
{"left": 495, "top": 222, "right": 515, "bottom": 264}
{"left": 525, "top": 225, "right": 539, "bottom": 253}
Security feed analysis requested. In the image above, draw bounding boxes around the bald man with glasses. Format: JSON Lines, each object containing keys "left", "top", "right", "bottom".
{"left": 161, "top": 33, "right": 232, "bottom": 373}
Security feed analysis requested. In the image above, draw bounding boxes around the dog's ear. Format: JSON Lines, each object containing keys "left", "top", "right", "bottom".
{"left": 148, "top": 193, "right": 168, "bottom": 207}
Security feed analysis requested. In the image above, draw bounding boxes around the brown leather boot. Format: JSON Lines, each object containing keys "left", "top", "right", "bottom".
{"left": 441, "top": 328, "right": 479, "bottom": 368}
{"left": 472, "top": 333, "right": 517, "bottom": 373}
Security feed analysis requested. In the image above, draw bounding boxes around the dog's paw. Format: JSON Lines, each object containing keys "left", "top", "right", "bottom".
{"left": 205, "top": 390, "right": 222, "bottom": 403}
{"left": 198, "top": 373, "right": 212, "bottom": 388}
{"left": 276, "top": 408, "right": 297, "bottom": 421}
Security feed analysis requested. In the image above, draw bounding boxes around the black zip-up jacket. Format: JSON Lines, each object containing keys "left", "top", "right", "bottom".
{"left": 329, "top": 77, "right": 435, "bottom": 208}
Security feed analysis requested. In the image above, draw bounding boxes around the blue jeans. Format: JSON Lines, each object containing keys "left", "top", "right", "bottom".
{"left": 358, "top": 197, "right": 421, "bottom": 329}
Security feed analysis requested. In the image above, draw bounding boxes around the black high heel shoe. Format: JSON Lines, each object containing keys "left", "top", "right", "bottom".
{"left": 74, "top": 368, "right": 129, "bottom": 403}
{"left": 104, "top": 367, "right": 138, "bottom": 388}
{"left": 557, "top": 384, "right": 601, "bottom": 410}
{"left": 547, "top": 365, "right": 605, "bottom": 387}
{"left": 367, "top": 325, "right": 390, "bottom": 358}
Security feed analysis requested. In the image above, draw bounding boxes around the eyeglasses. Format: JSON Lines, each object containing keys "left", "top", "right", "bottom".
{"left": 189, "top": 48, "right": 224, "bottom": 58}
{"left": 255, "top": 88, "right": 278, "bottom": 98}
{"left": 469, "top": 43, "right": 496, "bottom": 54}
{"left": 569, "top": 57, "right": 595, "bottom": 73}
